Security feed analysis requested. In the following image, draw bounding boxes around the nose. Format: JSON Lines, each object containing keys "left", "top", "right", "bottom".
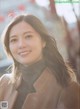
{"left": 18, "top": 38, "right": 26, "bottom": 49}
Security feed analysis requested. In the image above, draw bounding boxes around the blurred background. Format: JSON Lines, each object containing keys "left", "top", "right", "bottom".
{"left": 0, "top": 0, "right": 80, "bottom": 82}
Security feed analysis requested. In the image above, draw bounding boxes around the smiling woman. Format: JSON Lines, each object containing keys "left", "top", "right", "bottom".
{"left": 9, "top": 21, "right": 45, "bottom": 66}
{"left": 0, "top": 14, "right": 80, "bottom": 109}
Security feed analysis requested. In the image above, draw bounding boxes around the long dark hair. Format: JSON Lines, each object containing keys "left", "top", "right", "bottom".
{"left": 2, "top": 14, "right": 76, "bottom": 87}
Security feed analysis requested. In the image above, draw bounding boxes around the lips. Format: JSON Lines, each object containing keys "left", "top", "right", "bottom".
{"left": 18, "top": 50, "right": 31, "bottom": 56}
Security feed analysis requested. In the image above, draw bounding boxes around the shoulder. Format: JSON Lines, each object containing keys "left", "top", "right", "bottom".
{"left": 0, "top": 73, "right": 12, "bottom": 86}
{"left": 62, "top": 81, "right": 80, "bottom": 103}
{"left": 57, "top": 81, "right": 80, "bottom": 109}
{"left": 0, "top": 74, "right": 12, "bottom": 100}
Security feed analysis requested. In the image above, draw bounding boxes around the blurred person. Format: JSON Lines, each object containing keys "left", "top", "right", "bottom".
{"left": 66, "top": 27, "right": 80, "bottom": 83}
{"left": 0, "top": 14, "right": 80, "bottom": 109}
{"left": 62, "top": 17, "right": 80, "bottom": 83}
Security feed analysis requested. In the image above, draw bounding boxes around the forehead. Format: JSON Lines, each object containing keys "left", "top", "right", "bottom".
{"left": 9, "top": 21, "right": 36, "bottom": 35}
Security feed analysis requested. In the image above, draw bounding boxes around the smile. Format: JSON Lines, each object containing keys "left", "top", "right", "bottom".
{"left": 19, "top": 51, "right": 31, "bottom": 56}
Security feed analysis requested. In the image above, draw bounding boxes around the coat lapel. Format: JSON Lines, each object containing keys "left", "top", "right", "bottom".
{"left": 2, "top": 68, "right": 62, "bottom": 109}
{"left": 22, "top": 68, "right": 61, "bottom": 109}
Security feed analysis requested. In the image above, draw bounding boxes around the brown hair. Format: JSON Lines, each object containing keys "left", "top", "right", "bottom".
{"left": 2, "top": 14, "right": 76, "bottom": 87}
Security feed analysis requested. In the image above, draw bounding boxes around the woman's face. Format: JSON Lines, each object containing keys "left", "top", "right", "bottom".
{"left": 9, "top": 21, "right": 46, "bottom": 66}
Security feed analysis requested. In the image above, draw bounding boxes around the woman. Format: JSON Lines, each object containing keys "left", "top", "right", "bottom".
{"left": 0, "top": 14, "right": 80, "bottom": 109}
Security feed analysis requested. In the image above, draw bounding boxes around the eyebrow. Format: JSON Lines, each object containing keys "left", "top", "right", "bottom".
{"left": 23, "top": 31, "right": 33, "bottom": 35}
{"left": 10, "top": 31, "right": 33, "bottom": 38}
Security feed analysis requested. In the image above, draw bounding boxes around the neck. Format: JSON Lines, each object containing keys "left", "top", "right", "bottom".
{"left": 18, "top": 59, "right": 46, "bottom": 83}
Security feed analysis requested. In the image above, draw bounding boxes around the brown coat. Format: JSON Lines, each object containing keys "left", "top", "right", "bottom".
{"left": 0, "top": 68, "right": 80, "bottom": 109}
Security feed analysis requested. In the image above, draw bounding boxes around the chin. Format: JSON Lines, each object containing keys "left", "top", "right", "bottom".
{"left": 20, "top": 61, "right": 32, "bottom": 65}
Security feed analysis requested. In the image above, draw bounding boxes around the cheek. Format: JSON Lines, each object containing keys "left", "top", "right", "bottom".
{"left": 9, "top": 44, "right": 17, "bottom": 54}
{"left": 34, "top": 42, "right": 44, "bottom": 54}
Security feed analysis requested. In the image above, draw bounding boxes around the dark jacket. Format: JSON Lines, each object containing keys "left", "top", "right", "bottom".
{"left": 0, "top": 68, "right": 80, "bottom": 109}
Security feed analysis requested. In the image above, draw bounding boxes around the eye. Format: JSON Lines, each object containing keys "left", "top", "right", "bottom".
{"left": 10, "top": 39, "right": 17, "bottom": 43}
{"left": 25, "top": 35, "right": 32, "bottom": 39}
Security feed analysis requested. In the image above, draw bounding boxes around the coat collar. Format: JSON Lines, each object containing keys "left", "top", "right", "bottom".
{"left": 4, "top": 67, "right": 61, "bottom": 109}
{"left": 16, "top": 67, "right": 57, "bottom": 92}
